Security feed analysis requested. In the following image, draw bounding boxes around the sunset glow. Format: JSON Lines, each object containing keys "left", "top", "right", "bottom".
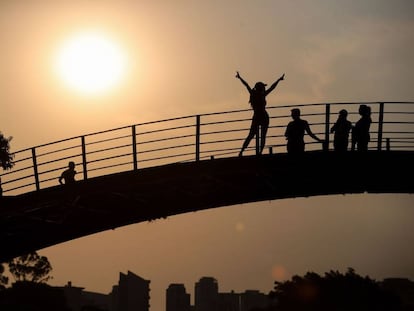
{"left": 55, "top": 32, "right": 127, "bottom": 95}
{"left": 2, "top": 1, "right": 413, "bottom": 311}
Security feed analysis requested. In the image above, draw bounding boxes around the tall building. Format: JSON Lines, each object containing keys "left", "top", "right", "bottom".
{"left": 218, "top": 291, "right": 239, "bottom": 311}
{"left": 60, "top": 281, "right": 85, "bottom": 311}
{"left": 195, "top": 277, "right": 219, "bottom": 311}
{"left": 166, "top": 283, "right": 191, "bottom": 311}
{"left": 240, "top": 290, "right": 268, "bottom": 311}
{"left": 60, "top": 281, "right": 109, "bottom": 311}
{"left": 111, "top": 270, "right": 150, "bottom": 311}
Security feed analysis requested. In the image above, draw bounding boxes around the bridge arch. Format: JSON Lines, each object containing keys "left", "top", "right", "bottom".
{"left": 1, "top": 102, "right": 413, "bottom": 261}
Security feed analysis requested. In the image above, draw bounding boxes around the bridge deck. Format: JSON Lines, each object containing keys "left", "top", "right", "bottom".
{"left": 1, "top": 150, "right": 413, "bottom": 262}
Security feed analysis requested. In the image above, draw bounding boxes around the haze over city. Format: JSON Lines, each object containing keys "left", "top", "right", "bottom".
{"left": 1, "top": 1, "right": 414, "bottom": 311}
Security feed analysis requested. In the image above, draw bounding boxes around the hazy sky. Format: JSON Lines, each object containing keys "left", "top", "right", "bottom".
{"left": 1, "top": 1, "right": 414, "bottom": 311}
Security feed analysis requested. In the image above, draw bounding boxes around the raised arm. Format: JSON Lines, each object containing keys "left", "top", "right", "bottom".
{"left": 265, "top": 73, "right": 285, "bottom": 95}
{"left": 235, "top": 71, "right": 252, "bottom": 92}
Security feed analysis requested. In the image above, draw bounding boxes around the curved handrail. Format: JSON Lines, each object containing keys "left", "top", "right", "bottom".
{"left": 1, "top": 102, "right": 413, "bottom": 195}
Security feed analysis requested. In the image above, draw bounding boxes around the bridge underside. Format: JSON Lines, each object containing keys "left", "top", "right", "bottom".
{"left": 1, "top": 151, "right": 413, "bottom": 262}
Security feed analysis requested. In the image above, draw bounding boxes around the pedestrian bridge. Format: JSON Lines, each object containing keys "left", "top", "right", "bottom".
{"left": 1, "top": 102, "right": 413, "bottom": 262}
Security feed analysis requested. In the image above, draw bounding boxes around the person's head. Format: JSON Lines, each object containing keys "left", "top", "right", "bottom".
{"left": 339, "top": 109, "right": 348, "bottom": 118}
{"left": 68, "top": 161, "right": 75, "bottom": 169}
{"left": 359, "top": 104, "right": 372, "bottom": 117}
{"left": 291, "top": 108, "right": 301, "bottom": 119}
{"left": 254, "top": 82, "right": 266, "bottom": 93}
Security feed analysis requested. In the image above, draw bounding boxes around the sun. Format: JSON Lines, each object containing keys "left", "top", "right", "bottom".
{"left": 55, "top": 31, "right": 127, "bottom": 95}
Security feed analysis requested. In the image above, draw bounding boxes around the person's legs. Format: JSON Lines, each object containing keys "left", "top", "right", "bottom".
{"left": 239, "top": 118, "right": 258, "bottom": 156}
{"left": 259, "top": 125, "right": 268, "bottom": 154}
{"left": 259, "top": 115, "right": 269, "bottom": 154}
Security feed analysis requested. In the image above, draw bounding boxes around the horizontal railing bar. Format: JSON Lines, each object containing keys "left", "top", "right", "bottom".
{"left": 3, "top": 182, "right": 36, "bottom": 193}
{"left": 201, "top": 138, "right": 244, "bottom": 145}
{"left": 86, "top": 134, "right": 131, "bottom": 146}
{"left": 86, "top": 153, "right": 132, "bottom": 165}
{"left": 36, "top": 144, "right": 81, "bottom": 158}
{"left": 136, "top": 123, "right": 195, "bottom": 136}
{"left": 86, "top": 144, "right": 133, "bottom": 156}
{"left": 381, "top": 131, "right": 414, "bottom": 134}
{"left": 11, "top": 155, "right": 33, "bottom": 164}
{"left": 37, "top": 154, "right": 82, "bottom": 167}
{"left": 39, "top": 176, "right": 62, "bottom": 184}
{"left": 2, "top": 174, "right": 35, "bottom": 186}
{"left": 138, "top": 143, "right": 195, "bottom": 155}
{"left": 382, "top": 121, "right": 414, "bottom": 125}
{"left": 201, "top": 128, "right": 247, "bottom": 136}
{"left": 0, "top": 165, "right": 33, "bottom": 176}
{"left": 136, "top": 151, "right": 195, "bottom": 163}
{"left": 201, "top": 118, "right": 251, "bottom": 127}
{"left": 136, "top": 134, "right": 195, "bottom": 146}
{"left": 86, "top": 162, "right": 132, "bottom": 174}
{"left": 37, "top": 165, "right": 68, "bottom": 176}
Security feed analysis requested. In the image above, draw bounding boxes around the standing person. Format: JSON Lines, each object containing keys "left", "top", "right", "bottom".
{"left": 351, "top": 104, "right": 372, "bottom": 151}
{"left": 330, "top": 109, "right": 352, "bottom": 152}
{"left": 236, "top": 71, "right": 285, "bottom": 156}
{"left": 285, "top": 108, "right": 323, "bottom": 154}
{"left": 59, "top": 161, "right": 77, "bottom": 185}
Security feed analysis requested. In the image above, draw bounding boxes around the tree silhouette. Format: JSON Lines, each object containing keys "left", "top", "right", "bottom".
{"left": 0, "top": 281, "right": 69, "bottom": 311}
{"left": 8, "top": 252, "right": 52, "bottom": 283}
{"left": 0, "top": 264, "right": 8, "bottom": 290}
{"left": 0, "top": 132, "right": 14, "bottom": 170}
{"left": 269, "top": 268, "right": 401, "bottom": 311}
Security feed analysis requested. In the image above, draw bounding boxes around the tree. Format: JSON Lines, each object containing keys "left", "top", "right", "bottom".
{"left": 270, "top": 268, "right": 401, "bottom": 311}
{"left": 8, "top": 252, "right": 52, "bottom": 283}
{"left": 0, "top": 264, "right": 8, "bottom": 290}
{"left": 0, "top": 132, "right": 14, "bottom": 171}
{"left": 0, "top": 281, "right": 69, "bottom": 311}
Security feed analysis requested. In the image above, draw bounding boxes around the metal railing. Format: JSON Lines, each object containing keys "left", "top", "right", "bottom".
{"left": 1, "top": 102, "right": 413, "bottom": 195}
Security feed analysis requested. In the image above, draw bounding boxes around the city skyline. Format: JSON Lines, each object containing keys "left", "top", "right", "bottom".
{"left": 46, "top": 269, "right": 414, "bottom": 310}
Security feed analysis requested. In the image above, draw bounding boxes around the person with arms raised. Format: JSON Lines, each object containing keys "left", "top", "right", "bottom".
{"left": 236, "top": 71, "right": 285, "bottom": 156}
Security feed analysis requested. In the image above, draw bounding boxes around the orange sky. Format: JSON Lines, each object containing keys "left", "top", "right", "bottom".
{"left": 1, "top": 1, "right": 414, "bottom": 311}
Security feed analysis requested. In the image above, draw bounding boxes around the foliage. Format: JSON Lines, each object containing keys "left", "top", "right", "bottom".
{"left": 270, "top": 268, "right": 402, "bottom": 311}
{"left": 0, "top": 281, "right": 69, "bottom": 311}
{"left": 8, "top": 252, "right": 52, "bottom": 283}
{"left": 0, "top": 132, "right": 14, "bottom": 170}
{"left": 0, "top": 264, "right": 8, "bottom": 290}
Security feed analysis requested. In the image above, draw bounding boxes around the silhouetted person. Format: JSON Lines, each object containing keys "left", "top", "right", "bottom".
{"left": 59, "top": 161, "right": 77, "bottom": 185}
{"left": 285, "top": 108, "right": 322, "bottom": 154}
{"left": 330, "top": 109, "right": 352, "bottom": 152}
{"left": 236, "top": 71, "right": 285, "bottom": 156}
{"left": 352, "top": 104, "right": 372, "bottom": 151}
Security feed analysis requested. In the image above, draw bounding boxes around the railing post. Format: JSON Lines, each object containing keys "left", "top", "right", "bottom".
{"left": 31, "top": 147, "right": 40, "bottom": 191}
{"left": 386, "top": 138, "right": 390, "bottom": 151}
{"left": 81, "top": 136, "right": 88, "bottom": 180}
{"left": 324, "top": 104, "right": 330, "bottom": 151}
{"left": 132, "top": 125, "right": 138, "bottom": 170}
{"left": 195, "top": 115, "right": 200, "bottom": 162}
{"left": 377, "top": 102, "right": 384, "bottom": 151}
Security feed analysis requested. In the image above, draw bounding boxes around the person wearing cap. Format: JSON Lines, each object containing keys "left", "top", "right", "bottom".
{"left": 285, "top": 108, "right": 323, "bottom": 154}
{"left": 236, "top": 71, "right": 285, "bottom": 156}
